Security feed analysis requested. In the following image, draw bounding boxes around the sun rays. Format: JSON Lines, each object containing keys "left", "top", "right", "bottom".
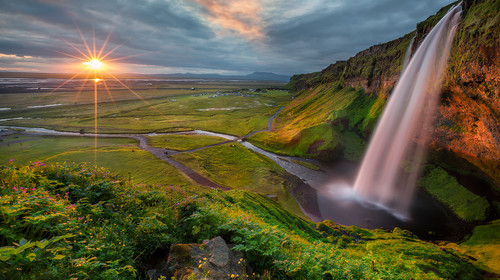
{"left": 51, "top": 27, "right": 160, "bottom": 166}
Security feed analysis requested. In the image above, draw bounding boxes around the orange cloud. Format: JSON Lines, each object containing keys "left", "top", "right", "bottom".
{"left": 193, "top": 0, "right": 265, "bottom": 40}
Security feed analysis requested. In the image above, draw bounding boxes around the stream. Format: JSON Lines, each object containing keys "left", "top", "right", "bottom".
{"left": 0, "top": 107, "right": 471, "bottom": 240}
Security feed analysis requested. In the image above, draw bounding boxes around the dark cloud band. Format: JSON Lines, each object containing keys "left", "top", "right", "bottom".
{"left": 0, "top": 0, "right": 453, "bottom": 75}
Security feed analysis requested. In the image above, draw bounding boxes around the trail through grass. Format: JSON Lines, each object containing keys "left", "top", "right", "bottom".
{"left": 170, "top": 142, "right": 305, "bottom": 218}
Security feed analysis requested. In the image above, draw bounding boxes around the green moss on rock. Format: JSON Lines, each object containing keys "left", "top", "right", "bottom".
{"left": 419, "top": 165, "right": 490, "bottom": 222}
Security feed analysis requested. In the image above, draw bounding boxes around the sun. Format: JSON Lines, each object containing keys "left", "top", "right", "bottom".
{"left": 83, "top": 58, "right": 103, "bottom": 70}
{"left": 52, "top": 28, "right": 155, "bottom": 166}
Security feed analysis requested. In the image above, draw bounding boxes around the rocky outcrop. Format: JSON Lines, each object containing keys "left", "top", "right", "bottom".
{"left": 147, "top": 236, "right": 252, "bottom": 280}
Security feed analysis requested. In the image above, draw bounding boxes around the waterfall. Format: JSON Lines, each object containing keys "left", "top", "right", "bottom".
{"left": 401, "top": 36, "right": 415, "bottom": 73}
{"left": 352, "top": 5, "right": 462, "bottom": 219}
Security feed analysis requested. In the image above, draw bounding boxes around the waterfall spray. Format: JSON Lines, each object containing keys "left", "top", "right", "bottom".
{"left": 352, "top": 4, "right": 462, "bottom": 219}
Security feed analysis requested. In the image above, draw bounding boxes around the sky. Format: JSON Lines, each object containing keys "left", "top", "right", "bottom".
{"left": 0, "top": 0, "right": 453, "bottom": 76}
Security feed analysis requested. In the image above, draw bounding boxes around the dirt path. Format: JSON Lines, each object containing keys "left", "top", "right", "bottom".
{"left": 0, "top": 107, "right": 285, "bottom": 192}
{"left": 131, "top": 135, "right": 231, "bottom": 191}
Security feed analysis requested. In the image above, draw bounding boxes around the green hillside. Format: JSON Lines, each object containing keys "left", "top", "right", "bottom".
{"left": 0, "top": 162, "right": 485, "bottom": 279}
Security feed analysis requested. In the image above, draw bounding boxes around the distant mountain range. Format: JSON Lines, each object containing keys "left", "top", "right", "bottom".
{"left": 0, "top": 71, "right": 291, "bottom": 82}
{"left": 150, "top": 72, "right": 291, "bottom": 82}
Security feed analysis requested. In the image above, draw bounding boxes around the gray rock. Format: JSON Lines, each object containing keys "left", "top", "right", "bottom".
{"left": 148, "top": 236, "right": 252, "bottom": 280}
{"left": 206, "top": 236, "right": 229, "bottom": 267}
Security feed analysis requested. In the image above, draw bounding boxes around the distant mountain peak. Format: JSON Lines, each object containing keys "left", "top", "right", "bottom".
{"left": 244, "top": 72, "right": 291, "bottom": 81}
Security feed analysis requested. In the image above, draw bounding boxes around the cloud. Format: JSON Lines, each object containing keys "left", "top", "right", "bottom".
{"left": 0, "top": 53, "right": 34, "bottom": 59}
{"left": 0, "top": 0, "right": 454, "bottom": 75}
{"left": 191, "top": 0, "right": 265, "bottom": 40}
{"left": 262, "top": 0, "right": 454, "bottom": 72}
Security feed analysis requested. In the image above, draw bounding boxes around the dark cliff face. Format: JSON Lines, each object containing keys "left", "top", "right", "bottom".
{"left": 289, "top": 33, "right": 413, "bottom": 95}
{"left": 342, "top": 34, "right": 412, "bottom": 94}
{"left": 286, "top": 0, "right": 499, "bottom": 185}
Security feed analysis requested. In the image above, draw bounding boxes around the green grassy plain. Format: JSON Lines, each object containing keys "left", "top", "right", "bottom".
{"left": 170, "top": 142, "right": 305, "bottom": 218}
{"left": 147, "top": 134, "right": 226, "bottom": 150}
{"left": 0, "top": 78, "right": 284, "bottom": 109}
{"left": 0, "top": 134, "right": 193, "bottom": 186}
{"left": 0, "top": 85, "right": 301, "bottom": 214}
{"left": 0, "top": 90, "right": 289, "bottom": 136}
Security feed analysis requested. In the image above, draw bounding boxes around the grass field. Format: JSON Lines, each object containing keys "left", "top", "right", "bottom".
{"left": 0, "top": 133, "right": 193, "bottom": 186}
{"left": 0, "top": 90, "right": 290, "bottom": 135}
{"left": 170, "top": 142, "right": 305, "bottom": 218}
{"left": 147, "top": 134, "right": 226, "bottom": 150}
{"left": 444, "top": 219, "right": 500, "bottom": 275}
{"left": 0, "top": 78, "right": 284, "bottom": 109}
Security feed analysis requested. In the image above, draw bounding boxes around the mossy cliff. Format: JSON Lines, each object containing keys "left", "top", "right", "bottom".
{"left": 251, "top": 0, "right": 499, "bottom": 189}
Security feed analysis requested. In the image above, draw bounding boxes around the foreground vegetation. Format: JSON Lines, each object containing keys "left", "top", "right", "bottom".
{"left": 0, "top": 162, "right": 487, "bottom": 279}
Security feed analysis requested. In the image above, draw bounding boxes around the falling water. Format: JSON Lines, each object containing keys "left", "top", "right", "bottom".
{"left": 352, "top": 5, "right": 462, "bottom": 219}
{"left": 401, "top": 36, "right": 415, "bottom": 73}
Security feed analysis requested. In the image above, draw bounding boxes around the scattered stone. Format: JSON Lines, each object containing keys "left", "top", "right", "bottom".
{"left": 147, "top": 236, "right": 252, "bottom": 280}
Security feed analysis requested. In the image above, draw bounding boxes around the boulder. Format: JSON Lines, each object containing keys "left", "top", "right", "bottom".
{"left": 148, "top": 236, "right": 252, "bottom": 280}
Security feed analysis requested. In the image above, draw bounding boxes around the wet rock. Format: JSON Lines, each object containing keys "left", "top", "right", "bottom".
{"left": 148, "top": 236, "right": 251, "bottom": 280}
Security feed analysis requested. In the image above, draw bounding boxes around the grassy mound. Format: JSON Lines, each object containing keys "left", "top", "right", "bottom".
{"left": 0, "top": 162, "right": 483, "bottom": 279}
{"left": 444, "top": 220, "right": 500, "bottom": 276}
{"left": 169, "top": 142, "right": 305, "bottom": 218}
{"left": 0, "top": 134, "right": 193, "bottom": 186}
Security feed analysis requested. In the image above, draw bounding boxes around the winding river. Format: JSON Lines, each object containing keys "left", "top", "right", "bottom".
{"left": 0, "top": 107, "right": 470, "bottom": 240}
{"left": 0, "top": 107, "right": 321, "bottom": 191}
